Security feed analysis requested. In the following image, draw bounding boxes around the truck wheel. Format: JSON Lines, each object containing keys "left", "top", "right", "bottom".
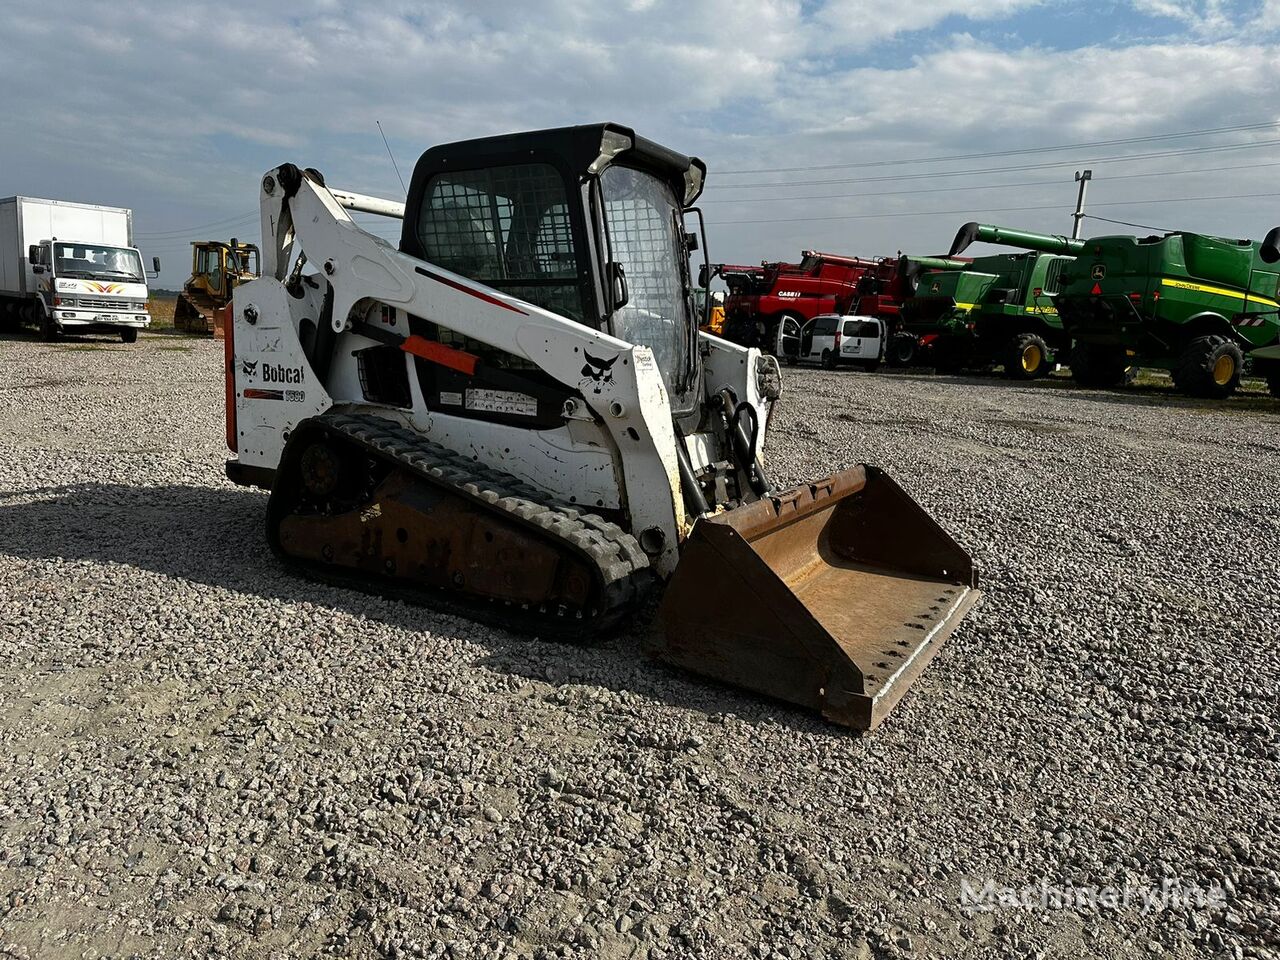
{"left": 120, "top": 329, "right": 139, "bottom": 344}
{"left": 1004, "top": 332, "right": 1050, "bottom": 380}
{"left": 39, "top": 310, "right": 60, "bottom": 342}
{"left": 1069, "top": 342, "right": 1128, "bottom": 388}
{"left": 888, "top": 334, "right": 917, "bottom": 366}
{"left": 1171, "top": 335, "right": 1243, "bottom": 399}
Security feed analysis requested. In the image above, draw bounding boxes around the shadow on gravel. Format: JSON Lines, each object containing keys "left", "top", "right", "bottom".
{"left": 0, "top": 481, "right": 836, "bottom": 736}
{"left": 0, "top": 328, "right": 199, "bottom": 345}
{"left": 874, "top": 369, "right": 1280, "bottom": 412}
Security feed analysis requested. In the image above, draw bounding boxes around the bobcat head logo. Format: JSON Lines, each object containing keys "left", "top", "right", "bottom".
{"left": 241, "top": 359, "right": 258, "bottom": 378}
{"left": 580, "top": 351, "right": 618, "bottom": 394}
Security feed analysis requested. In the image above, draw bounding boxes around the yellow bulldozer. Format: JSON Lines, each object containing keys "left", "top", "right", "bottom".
{"left": 174, "top": 239, "right": 259, "bottom": 337}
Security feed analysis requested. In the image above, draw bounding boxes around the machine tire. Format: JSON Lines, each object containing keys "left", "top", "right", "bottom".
{"left": 1171, "top": 335, "right": 1243, "bottom": 399}
{"left": 888, "top": 334, "right": 917, "bottom": 367}
{"left": 1268, "top": 373, "right": 1280, "bottom": 399}
{"left": 1004, "top": 332, "right": 1050, "bottom": 380}
{"left": 1069, "top": 342, "right": 1128, "bottom": 388}
{"left": 821, "top": 348, "right": 837, "bottom": 370}
{"left": 38, "top": 307, "right": 60, "bottom": 342}
{"left": 861, "top": 360, "right": 881, "bottom": 373}
{"left": 120, "top": 328, "right": 138, "bottom": 344}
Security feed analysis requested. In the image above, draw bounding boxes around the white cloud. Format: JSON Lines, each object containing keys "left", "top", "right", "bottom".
{"left": 1, "top": 0, "right": 1279, "bottom": 284}
{"left": 813, "top": 0, "right": 1045, "bottom": 48}
{"left": 1129, "top": 0, "right": 1238, "bottom": 35}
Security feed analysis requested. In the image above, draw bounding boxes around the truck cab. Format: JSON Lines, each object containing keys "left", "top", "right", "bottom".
{"left": 29, "top": 239, "right": 155, "bottom": 342}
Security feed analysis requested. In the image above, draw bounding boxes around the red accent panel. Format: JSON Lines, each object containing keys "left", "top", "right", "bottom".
{"left": 224, "top": 306, "right": 237, "bottom": 452}
{"left": 400, "top": 335, "right": 480, "bottom": 376}
{"left": 422, "top": 269, "right": 527, "bottom": 314}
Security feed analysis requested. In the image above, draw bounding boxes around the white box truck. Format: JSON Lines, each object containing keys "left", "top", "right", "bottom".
{"left": 0, "top": 196, "right": 159, "bottom": 343}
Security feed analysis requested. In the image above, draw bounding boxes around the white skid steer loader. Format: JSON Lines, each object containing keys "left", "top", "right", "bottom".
{"left": 224, "top": 123, "right": 980, "bottom": 729}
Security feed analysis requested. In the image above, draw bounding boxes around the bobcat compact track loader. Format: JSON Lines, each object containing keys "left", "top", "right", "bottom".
{"left": 223, "top": 124, "right": 980, "bottom": 730}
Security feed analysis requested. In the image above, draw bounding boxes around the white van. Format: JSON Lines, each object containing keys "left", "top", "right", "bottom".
{"left": 783, "top": 314, "right": 884, "bottom": 370}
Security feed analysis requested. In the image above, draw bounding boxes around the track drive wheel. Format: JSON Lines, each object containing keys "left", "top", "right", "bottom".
{"left": 1171, "top": 335, "right": 1243, "bottom": 399}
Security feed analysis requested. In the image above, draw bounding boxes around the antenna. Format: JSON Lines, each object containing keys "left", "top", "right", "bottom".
{"left": 377, "top": 120, "right": 407, "bottom": 195}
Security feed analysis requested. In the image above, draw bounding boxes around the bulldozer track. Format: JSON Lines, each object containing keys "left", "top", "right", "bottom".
{"left": 268, "top": 410, "right": 653, "bottom": 639}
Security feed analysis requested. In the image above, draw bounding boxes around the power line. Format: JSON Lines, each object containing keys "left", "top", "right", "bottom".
{"left": 714, "top": 120, "right": 1280, "bottom": 175}
{"left": 135, "top": 212, "right": 258, "bottom": 239}
{"left": 702, "top": 158, "right": 1280, "bottom": 205}
{"left": 1083, "top": 214, "right": 1174, "bottom": 232}
{"left": 706, "top": 138, "right": 1280, "bottom": 190}
{"left": 711, "top": 192, "right": 1280, "bottom": 225}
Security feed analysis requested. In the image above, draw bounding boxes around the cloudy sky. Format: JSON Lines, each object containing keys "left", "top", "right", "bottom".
{"left": 3, "top": 0, "right": 1280, "bottom": 287}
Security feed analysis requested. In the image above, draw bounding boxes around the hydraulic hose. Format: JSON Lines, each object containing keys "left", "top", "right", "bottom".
{"left": 673, "top": 418, "right": 711, "bottom": 518}
{"left": 719, "top": 389, "right": 773, "bottom": 497}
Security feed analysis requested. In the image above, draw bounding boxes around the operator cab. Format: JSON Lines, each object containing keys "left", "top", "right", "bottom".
{"left": 400, "top": 123, "right": 708, "bottom": 416}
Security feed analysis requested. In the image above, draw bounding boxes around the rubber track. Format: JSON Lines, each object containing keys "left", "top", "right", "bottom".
{"left": 294, "top": 411, "right": 652, "bottom": 635}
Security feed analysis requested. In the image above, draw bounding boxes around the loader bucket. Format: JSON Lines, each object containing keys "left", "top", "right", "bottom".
{"left": 651, "top": 467, "right": 979, "bottom": 730}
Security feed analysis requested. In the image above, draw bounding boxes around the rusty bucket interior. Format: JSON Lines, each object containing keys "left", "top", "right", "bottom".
{"left": 652, "top": 466, "right": 980, "bottom": 730}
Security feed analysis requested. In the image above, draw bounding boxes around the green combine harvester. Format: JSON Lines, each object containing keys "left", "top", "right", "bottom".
{"left": 901, "top": 225, "right": 1080, "bottom": 378}
{"left": 951, "top": 222, "right": 1280, "bottom": 398}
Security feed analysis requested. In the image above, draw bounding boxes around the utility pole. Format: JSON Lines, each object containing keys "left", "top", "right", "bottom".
{"left": 1072, "top": 169, "right": 1092, "bottom": 240}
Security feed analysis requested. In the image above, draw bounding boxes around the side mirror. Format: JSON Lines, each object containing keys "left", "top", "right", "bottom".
{"left": 607, "top": 261, "right": 629, "bottom": 310}
{"left": 152, "top": 256, "right": 162, "bottom": 273}
{"left": 1261, "top": 227, "right": 1280, "bottom": 264}
{"left": 685, "top": 231, "right": 699, "bottom": 252}
{"left": 28, "top": 244, "right": 42, "bottom": 263}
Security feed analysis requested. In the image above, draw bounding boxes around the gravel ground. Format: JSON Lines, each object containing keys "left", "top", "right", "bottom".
{"left": 0, "top": 331, "right": 1277, "bottom": 960}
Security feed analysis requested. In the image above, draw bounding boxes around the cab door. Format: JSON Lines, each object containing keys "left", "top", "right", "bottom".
{"left": 200, "top": 246, "right": 226, "bottom": 298}
{"left": 841, "top": 319, "right": 882, "bottom": 360}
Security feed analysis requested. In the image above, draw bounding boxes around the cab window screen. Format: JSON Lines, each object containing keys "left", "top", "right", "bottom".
{"left": 416, "top": 163, "right": 582, "bottom": 321}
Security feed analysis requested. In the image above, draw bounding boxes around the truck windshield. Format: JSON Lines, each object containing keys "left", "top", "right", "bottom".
{"left": 600, "top": 165, "right": 694, "bottom": 399}
{"left": 54, "top": 243, "right": 143, "bottom": 282}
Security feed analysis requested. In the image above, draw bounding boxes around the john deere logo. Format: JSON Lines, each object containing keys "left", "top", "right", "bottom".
{"left": 930, "top": 280, "right": 941, "bottom": 293}
{"left": 1091, "top": 264, "right": 1107, "bottom": 280}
